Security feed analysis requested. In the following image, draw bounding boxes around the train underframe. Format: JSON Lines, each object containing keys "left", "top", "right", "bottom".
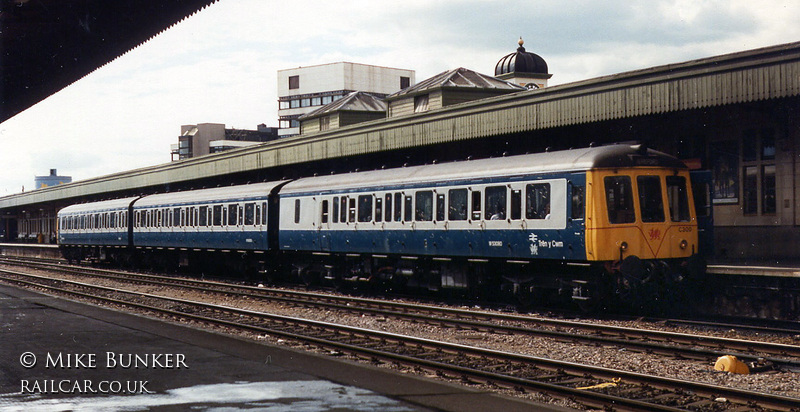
{"left": 281, "top": 251, "right": 703, "bottom": 311}
{"left": 60, "top": 245, "right": 702, "bottom": 311}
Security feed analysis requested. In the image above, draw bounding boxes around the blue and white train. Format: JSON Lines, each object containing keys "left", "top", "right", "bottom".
{"left": 58, "top": 145, "right": 703, "bottom": 306}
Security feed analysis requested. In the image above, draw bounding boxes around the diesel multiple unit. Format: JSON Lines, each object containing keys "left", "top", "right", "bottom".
{"left": 58, "top": 145, "right": 702, "bottom": 307}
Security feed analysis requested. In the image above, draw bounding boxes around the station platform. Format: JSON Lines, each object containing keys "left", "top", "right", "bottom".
{"left": 707, "top": 259, "right": 800, "bottom": 278}
{"left": 0, "top": 284, "right": 565, "bottom": 411}
{"left": 4, "top": 242, "right": 800, "bottom": 279}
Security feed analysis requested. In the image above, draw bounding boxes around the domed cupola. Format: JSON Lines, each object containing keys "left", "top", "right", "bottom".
{"left": 494, "top": 37, "right": 552, "bottom": 89}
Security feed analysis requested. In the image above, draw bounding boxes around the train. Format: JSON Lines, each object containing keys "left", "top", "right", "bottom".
{"left": 57, "top": 144, "right": 704, "bottom": 309}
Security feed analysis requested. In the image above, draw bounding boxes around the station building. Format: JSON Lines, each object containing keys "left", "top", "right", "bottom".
{"left": 2, "top": 40, "right": 800, "bottom": 262}
{"left": 171, "top": 123, "right": 279, "bottom": 160}
{"left": 278, "top": 62, "right": 415, "bottom": 137}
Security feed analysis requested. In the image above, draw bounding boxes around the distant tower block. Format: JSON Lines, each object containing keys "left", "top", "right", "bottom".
{"left": 35, "top": 169, "right": 72, "bottom": 189}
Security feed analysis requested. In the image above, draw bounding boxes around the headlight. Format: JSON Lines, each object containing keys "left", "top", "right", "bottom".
{"left": 680, "top": 239, "right": 688, "bottom": 249}
{"left": 620, "top": 241, "right": 628, "bottom": 251}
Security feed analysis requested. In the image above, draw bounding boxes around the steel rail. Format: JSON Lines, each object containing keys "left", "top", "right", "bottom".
{"left": 5, "top": 257, "right": 800, "bottom": 369}
{"left": 1, "top": 269, "right": 799, "bottom": 411}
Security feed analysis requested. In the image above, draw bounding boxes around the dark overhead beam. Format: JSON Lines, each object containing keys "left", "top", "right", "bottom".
{"left": 0, "top": 0, "right": 217, "bottom": 124}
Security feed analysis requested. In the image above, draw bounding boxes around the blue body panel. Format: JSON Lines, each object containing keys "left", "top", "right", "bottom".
{"left": 60, "top": 231, "right": 128, "bottom": 247}
{"left": 133, "top": 230, "right": 268, "bottom": 251}
{"left": 281, "top": 228, "right": 586, "bottom": 261}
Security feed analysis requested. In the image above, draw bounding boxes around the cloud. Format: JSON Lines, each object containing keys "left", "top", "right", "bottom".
{"left": 1, "top": 0, "right": 799, "bottom": 195}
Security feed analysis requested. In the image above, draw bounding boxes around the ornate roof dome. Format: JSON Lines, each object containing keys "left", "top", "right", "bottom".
{"left": 495, "top": 37, "right": 548, "bottom": 76}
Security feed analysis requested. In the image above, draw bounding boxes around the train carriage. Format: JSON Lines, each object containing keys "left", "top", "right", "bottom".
{"left": 58, "top": 196, "right": 139, "bottom": 263}
{"left": 129, "top": 182, "right": 286, "bottom": 273}
{"left": 278, "top": 144, "right": 700, "bottom": 305}
{"left": 56, "top": 144, "right": 702, "bottom": 308}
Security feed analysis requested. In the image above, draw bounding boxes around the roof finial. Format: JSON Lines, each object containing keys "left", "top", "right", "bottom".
{"left": 518, "top": 36, "right": 524, "bottom": 47}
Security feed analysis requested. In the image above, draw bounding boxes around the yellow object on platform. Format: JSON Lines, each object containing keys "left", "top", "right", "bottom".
{"left": 714, "top": 355, "right": 750, "bottom": 374}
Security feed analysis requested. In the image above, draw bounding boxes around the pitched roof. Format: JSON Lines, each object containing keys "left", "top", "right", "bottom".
{"left": 387, "top": 67, "right": 524, "bottom": 100}
{"left": 299, "top": 91, "right": 387, "bottom": 120}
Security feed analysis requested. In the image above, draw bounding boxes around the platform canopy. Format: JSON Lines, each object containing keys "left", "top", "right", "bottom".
{"left": 1, "top": 41, "right": 800, "bottom": 209}
{"left": 0, "top": 0, "right": 218, "bottom": 124}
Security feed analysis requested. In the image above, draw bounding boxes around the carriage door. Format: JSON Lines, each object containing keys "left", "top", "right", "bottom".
{"left": 319, "top": 198, "right": 331, "bottom": 251}
{"left": 567, "top": 176, "right": 586, "bottom": 260}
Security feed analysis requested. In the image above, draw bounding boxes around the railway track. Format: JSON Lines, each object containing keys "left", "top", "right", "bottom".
{"left": 3, "top": 257, "right": 800, "bottom": 372}
{"left": 1, "top": 262, "right": 800, "bottom": 410}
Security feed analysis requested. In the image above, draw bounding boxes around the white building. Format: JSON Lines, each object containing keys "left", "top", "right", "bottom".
{"left": 277, "top": 62, "right": 415, "bottom": 137}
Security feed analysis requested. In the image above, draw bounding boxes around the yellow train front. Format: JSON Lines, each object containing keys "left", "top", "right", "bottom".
{"left": 580, "top": 147, "right": 702, "bottom": 308}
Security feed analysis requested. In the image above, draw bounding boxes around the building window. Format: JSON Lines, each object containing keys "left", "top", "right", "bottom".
{"left": 763, "top": 165, "right": 777, "bottom": 214}
{"left": 289, "top": 75, "right": 299, "bottom": 90}
{"left": 741, "top": 128, "right": 777, "bottom": 215}
{"left": 320, "top": 116, "right": 330, "bottom": 131}
{"left": 400, "top": 76, "right": 410, "bottom": 89}
{"left": 279, "top": 100, "right": 289, "bottom": 109}
{"left": 311, "top": 97, "right": 321, "bottom": 106}
{"left": 414, "top": 94, "right": 429, "bottom": 113}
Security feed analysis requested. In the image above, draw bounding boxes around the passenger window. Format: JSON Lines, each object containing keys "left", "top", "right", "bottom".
{"left": 448, "top": 189, "right": 468, "bottom": 221}
{"left": 348, "top": 198, "right": 356, "bottom": 222}
{"left": 666, "top": 176, "right": 691, "bottom": 222}
{"left": 244, "top": 203, "right": 254, "bottom": 225}
{"left": 321, "top": 200, "right": 329, "bottom": 224}
{"left": 485, "top": 186, "right": 507, "bottom": 220}
{"left": 638, "top": 176, "right": 665, "bottom": 222}
{"left": 238, "top": 205, "right": 244, "bottom": 225}
{"left": 471, "top": 190, "right": 482, "bottom": 220}
{"left": 415, "top": 191, "right": 433, "bottom": 221}
{"left": 511, "top": 190, "right": 522, "bottom": 220}
{"left": 294, "top": 199, "right": 301, "bottom": 224}
{"left": 228, "top": 204, "right": 237, "bottom": 226}
{"left": 404, "top": 195, "right": 413, "bottom": 222}
{"left": 604, "top": 176, "right": 635, "bottom": 224}
{"left": 332, "top": 197, "right": 339, "bottom": 223}
{"left": 436, "top": 194, "right": 445, "bottom": 222}
{"left": 262, "top": 202, "right": 268, "bottom": 225}
{"left": 199, "top": 206, "right": 208, "bottom": 226}
{"left": 384, "top": 194, "right": 392, "bottom": 222}
{"left": 394, "top": 193, "right": 403, "bottom": 222}
{"left": 571, "top": 186, "right": 585, "bottom": 220}
{"left": 340, "top": 197, "right": 348, "bottom": 223}
{"left": 375, "top": 198, "right": 383, "bottom": 223}
{"left": 526, "top": 183, "right": 551, "bottom": 220}
{"left": 358, "top": 195, "right": 372, "bottom": 222}
{"left": 213, "top": 205, "right": 222, "bottom": 226}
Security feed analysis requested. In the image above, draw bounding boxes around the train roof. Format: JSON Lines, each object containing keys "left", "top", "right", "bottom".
{"left": 134, "top": 181, "right": 288, "bottom": 208}
{"left": 58, "top": 196, "right": 140, "bottom": 215}
{"left": 281, "top": 144, "right": 687, "bottom": 195}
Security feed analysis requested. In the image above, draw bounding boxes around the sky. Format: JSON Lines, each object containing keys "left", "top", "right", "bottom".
{"left": 1, "top": 0, "right": 799, "bottom": 195}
